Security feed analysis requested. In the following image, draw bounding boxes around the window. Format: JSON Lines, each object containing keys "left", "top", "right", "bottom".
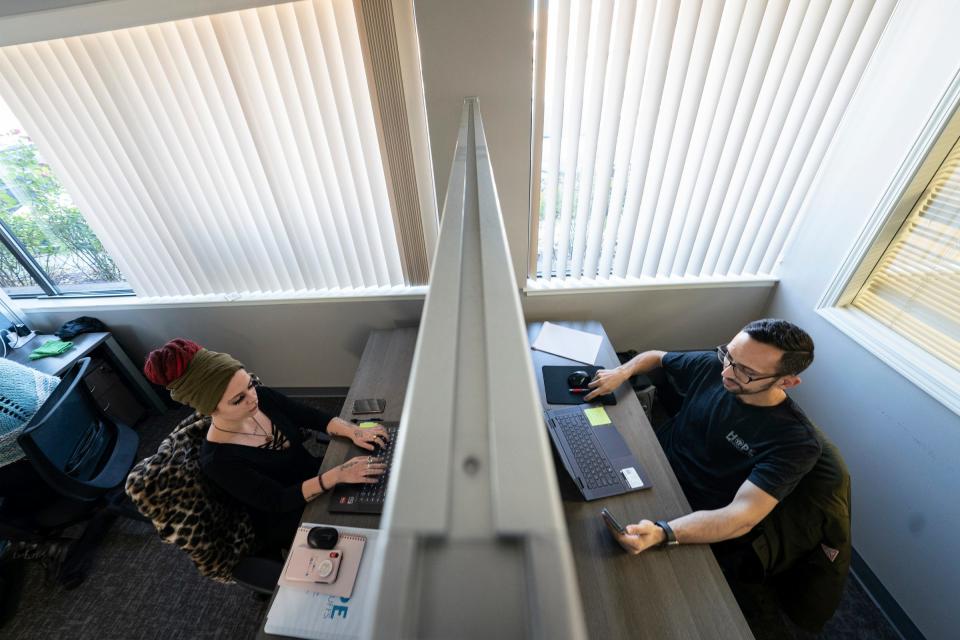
{"left": 531, "top": 0, "right": 896, "bottom": 287}
{"left": 0, "top": 0, "right": 436, "bottom": 301}
{"left": 851, "top": 139, "right": 960, "bottom": 370}
{"left": 819, "top": 77, "right": 960, "bottom": 416}
{"left": 0, "top": 98, "right": 129, "bottom": 297}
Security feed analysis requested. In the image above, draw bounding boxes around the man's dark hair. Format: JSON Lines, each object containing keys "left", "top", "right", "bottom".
{"left": 741, "top": 318, "right": 814, "bottom": 375}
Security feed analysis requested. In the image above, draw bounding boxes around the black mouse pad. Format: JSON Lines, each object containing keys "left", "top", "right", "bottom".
{"left": 543, "top": 366, "right": 617, "bottom": 406}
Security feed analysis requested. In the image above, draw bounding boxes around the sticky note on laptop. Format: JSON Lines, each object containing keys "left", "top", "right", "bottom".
{"left": 358, "top": 421, "right": 381, "bottom": 429}
{"left": 584, "top": 407, "right": 611, "bottom": 426}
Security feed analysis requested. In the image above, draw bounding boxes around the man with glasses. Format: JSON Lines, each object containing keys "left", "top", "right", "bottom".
{"left": 585, "top": 318, "right": 820, "bottom": 558}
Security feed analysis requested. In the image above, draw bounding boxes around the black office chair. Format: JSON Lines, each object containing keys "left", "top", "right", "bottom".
{"left": 0, "top": 357, "right": 143, "bottom": 590}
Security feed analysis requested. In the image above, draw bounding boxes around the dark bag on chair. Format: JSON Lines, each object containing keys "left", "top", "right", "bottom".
{"left": 750, "top": 428, "right": 852, "bottom": 632}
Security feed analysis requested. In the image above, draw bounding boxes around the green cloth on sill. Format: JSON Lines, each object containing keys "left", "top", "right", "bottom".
{"left": 28, "top": 339, "right": 75, "bottom": 360}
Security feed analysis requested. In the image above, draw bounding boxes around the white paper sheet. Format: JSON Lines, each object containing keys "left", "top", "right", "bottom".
{"left": 265, "top": 524, "right": 379, "bottom": 640}
{"left": 531, "top": 322, "right": 603, "bottom": 364}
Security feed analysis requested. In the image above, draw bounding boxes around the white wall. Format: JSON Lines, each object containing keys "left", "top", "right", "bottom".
{"left": 21, "top": 282, "right": 773, "bottom": 388}
{"left": 767, "top": 2, "right": 960, "bottom": 638}
{"left": 0, "top": 0, "right": 93, "bottom": 19}
{"left": 525, "top": 285, "right": 774, "bottom": 353}
{"left": 414, "top": 0, "right": 534, "bottom": 286}
{"left": 21, "top": 298, "right": 426, "bottom": 388}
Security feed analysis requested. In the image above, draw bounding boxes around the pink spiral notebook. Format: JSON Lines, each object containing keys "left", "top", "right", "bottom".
{"left": 278, "top": 524, "right": 366, "bottom": 598}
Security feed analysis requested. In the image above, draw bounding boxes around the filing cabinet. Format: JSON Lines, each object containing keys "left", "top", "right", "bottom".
{"left": 83, "top": 358, "right": 147, "bottom": 427}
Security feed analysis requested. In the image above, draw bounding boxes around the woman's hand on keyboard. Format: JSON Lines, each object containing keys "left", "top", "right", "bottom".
{"left": 348, "top": 424, "right": 390, "bottom": 451}
{"left": 333, "top": 456, "right": 388, "bottom": 484}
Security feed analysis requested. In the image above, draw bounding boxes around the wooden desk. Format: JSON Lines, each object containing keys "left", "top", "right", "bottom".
{"left": 302, "top": 327, "right": 417, "bottom": 528}
{"left": 529, "top": 321, "right": 753, "bottom": 639}
{"left": 5, "top": 331, "right": 166, "bottom": 416}
{"left": 260, "top": 324, "right": 752, "bottom": 639}
{"left": 258, "top": 328, "right": 417, "bottom": 639}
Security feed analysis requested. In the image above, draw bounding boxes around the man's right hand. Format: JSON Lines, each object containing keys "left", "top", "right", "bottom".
{"left": 612, "top": 520, "right": 668, "bottom": 555}
{"left": 583, "top": 366, "right": 630, "bottom": 401}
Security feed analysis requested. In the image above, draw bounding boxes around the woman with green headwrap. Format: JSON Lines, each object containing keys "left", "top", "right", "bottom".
{"left": 143, "top": 339, "right": 388, "bottom": 553}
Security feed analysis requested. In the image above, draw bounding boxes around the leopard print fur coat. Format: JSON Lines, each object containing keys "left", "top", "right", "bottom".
{"left": 125, "top": 411, "right": 255, "bottom": 582}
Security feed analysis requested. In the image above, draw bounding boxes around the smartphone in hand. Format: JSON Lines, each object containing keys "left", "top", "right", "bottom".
{"left": 601, "top": 507, "right": 627, "bottom": 536}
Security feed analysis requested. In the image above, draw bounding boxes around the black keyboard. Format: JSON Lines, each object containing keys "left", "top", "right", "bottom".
{"left": 329, "top": 423, "right": 399, "bottom": 514}
{"left": 354, "top": 424, "right": 399, "bottom": 505}
{"left": 552, "top": 413, "right": 620, "bottom": 489}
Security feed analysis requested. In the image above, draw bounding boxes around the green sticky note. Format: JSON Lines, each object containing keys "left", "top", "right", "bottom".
{"left": 358, "top": 421, "right": 381, "bottom": 429}
{"left": 584, "top": 407, "right": 611, "bottom": 427}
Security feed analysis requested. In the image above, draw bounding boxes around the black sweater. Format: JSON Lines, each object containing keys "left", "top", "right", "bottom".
{"left": 199, "top": 386, "right": 334, "bottom": 547}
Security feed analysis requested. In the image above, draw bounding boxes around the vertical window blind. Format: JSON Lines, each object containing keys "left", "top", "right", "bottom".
{"left": 535, "top": 0, "right": 896, "bottom": 285}
{"left": 0, "top": 0, "right": 413, "bottom": 298}
{"left": 852, "top": 136, "right": 960, "bottom": 370}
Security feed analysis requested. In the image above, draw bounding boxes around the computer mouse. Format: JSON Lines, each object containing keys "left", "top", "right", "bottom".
{"left": 307, "top": 526, "right": 339, "bottom": 550}
{"left": 567, "top": 370, "right": 592, "bottom": 388}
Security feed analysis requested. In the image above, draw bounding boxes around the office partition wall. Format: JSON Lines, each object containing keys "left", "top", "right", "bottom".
{"left": 361, "top": 99, "right": 586, "bottom": 639}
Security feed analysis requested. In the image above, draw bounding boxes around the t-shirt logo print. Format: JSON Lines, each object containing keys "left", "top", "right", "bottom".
{"left": 725, "top": 431, "right": 757, "bottom": 457}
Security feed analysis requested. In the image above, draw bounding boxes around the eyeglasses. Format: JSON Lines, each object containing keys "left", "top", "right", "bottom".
{"left": 716, "top": 345, "right": 782, "bottom": 384}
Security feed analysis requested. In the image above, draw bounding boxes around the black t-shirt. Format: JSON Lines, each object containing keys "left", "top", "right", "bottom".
{"left": 657, "top": 351, "right": 821, "bottom": 511}
{"left": 200, "top": 386, "right": 334, "bottom": 547}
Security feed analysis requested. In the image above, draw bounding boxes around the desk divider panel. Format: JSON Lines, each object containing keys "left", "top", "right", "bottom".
{"left": 361, "top": 99, "right": 587, "bottom": 640}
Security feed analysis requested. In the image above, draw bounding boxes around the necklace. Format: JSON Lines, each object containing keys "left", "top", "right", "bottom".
{"left": 212, "top": 413, "right": 273, "bottom": 444}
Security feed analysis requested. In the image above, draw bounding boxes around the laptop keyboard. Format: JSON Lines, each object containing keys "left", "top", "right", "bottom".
{"left": 552, "top": 412, "right": 620, "bottom": 489}
{"left": 353, "top": 424, "right": 399, "bottom": 506}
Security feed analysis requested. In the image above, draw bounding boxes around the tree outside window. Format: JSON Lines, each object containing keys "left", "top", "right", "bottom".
{"left": 0, "top": 128, "right": 128, "bottom": 297}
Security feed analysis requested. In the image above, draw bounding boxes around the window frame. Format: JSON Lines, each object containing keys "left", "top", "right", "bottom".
{"left": 818, "top": 73, "right": 960, "bottom": 417}
{"left": 0, "top": 198, "right": 135, "bottom": 300}
{"left": 0, "top": 216, "right": 57, "bottom": 295}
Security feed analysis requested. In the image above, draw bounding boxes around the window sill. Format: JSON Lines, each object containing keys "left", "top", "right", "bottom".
{"left": 524, "top": 274, "right": 778, "bottom": 296}
{"left": 817, "top": 306, "right": 960, "bottom": 417}
{"left": 16, "top": 285, "right": 429, "bottom": 313}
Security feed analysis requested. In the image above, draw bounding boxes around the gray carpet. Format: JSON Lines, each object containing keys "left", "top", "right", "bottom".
{"left": 1, "top": 398, "right": 342, "bottom": 640}
{"left": 2, "top": 398, "right": 904, "bottom": 639}
{"left": 2, "top": 516, "right": 270, "bottom": 640}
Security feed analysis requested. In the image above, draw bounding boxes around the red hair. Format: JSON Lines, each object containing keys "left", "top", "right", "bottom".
{"left": 143, "top": 338, "right": 203, "bottom": 386}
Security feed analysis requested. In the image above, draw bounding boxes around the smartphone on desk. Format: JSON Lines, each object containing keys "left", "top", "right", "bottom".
{"left": 352, "top": 398, "right": 386, "bottom": 415}
{"left": 601, "top": 507, "right": 627, "bottom": 536}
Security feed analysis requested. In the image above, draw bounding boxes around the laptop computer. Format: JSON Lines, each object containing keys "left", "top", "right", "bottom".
{"left": 544, "top": 406, "right": 651, "bottom": 501}
{"left": 328, "top": 421, "right": 399, "bottom": 515}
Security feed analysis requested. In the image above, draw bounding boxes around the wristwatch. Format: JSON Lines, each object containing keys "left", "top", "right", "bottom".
{"left": 654, "top": 520, "right": 679, "bottom": 547}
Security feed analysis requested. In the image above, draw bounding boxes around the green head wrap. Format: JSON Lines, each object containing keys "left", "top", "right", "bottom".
{"left": 166, "top": 349, "right": 244, "bottom": 415}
